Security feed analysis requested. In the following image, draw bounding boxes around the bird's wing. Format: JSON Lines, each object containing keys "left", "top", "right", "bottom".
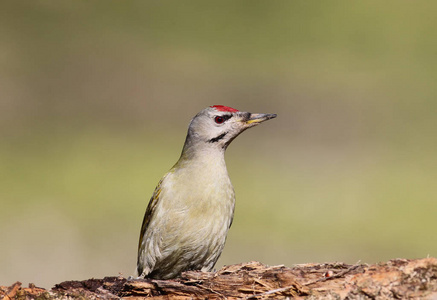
{"left": 137, "top": 176, "right": 165, "bottom": 276}
{"left": 138, "top": 178, "right": 163, "bottom": 251}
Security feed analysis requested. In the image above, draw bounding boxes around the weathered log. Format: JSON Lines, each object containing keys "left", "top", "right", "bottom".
{"left": 1, "top": 258, "right": 437, "bottom": 299}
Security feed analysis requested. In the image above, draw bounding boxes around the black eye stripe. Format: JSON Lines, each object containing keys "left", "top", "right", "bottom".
{"left": 222, "top": 115, "right": 232, "bottom": 121}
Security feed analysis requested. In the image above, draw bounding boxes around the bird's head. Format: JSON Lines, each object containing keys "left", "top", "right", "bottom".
{"left": 181, "top": 105, "right": 277, "bottom": 157}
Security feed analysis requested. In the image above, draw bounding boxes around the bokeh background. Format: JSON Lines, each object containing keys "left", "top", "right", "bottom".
{"left": 1, "top": 0, "right": 436, "bottom": 289}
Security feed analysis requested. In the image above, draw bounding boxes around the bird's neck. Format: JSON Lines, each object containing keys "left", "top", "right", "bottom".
{"left": 176, "top": 135, "right": 227, "bottom": 170}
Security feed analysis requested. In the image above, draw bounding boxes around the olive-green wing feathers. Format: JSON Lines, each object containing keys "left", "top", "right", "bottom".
{"left": 137, "top": 178, "right": 164, "bottom": 276}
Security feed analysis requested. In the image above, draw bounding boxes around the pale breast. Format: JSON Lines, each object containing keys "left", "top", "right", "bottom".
{"left": 143, "top": 159, "right": 235, "bottom": 278}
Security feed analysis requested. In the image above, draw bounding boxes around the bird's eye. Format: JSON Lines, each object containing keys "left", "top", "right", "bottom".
{"left": 215, "top": 116, "right": 225, "bottom": 124}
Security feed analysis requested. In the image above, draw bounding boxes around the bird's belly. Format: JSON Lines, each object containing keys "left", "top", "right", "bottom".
{"left": 145, "top": 169, "right": 235, "bottom": 279}
{"left": 149, "top": 218, "right": 230, "bottom": 279}
{"left": 151, "top": 196, "right": 233, "bottom": 278}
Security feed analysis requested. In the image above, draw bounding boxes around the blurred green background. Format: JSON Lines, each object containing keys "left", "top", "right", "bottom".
{"left": 1, "top": 0, "right": 436, "bottom": 289}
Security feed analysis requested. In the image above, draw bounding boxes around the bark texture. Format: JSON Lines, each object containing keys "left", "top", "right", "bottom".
{"left": 1, "top": 258, "right": 437, "bottom": 299}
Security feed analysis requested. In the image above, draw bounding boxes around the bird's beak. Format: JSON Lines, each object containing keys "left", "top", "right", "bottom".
{"left": 245, "top": 113, "right": 277, "bottom": 126}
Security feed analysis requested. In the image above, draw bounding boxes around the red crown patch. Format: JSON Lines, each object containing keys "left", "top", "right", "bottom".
{"left": 210, "top": 105, "right": 239, "bottom": 113}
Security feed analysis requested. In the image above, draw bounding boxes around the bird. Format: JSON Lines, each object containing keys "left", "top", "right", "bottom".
{"left": 137, "top": 105, "right": 277, "bottom": 279}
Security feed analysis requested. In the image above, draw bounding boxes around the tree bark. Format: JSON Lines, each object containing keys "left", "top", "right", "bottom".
{"left": 2, "top": 258, "right": 437, "bottom": 299}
